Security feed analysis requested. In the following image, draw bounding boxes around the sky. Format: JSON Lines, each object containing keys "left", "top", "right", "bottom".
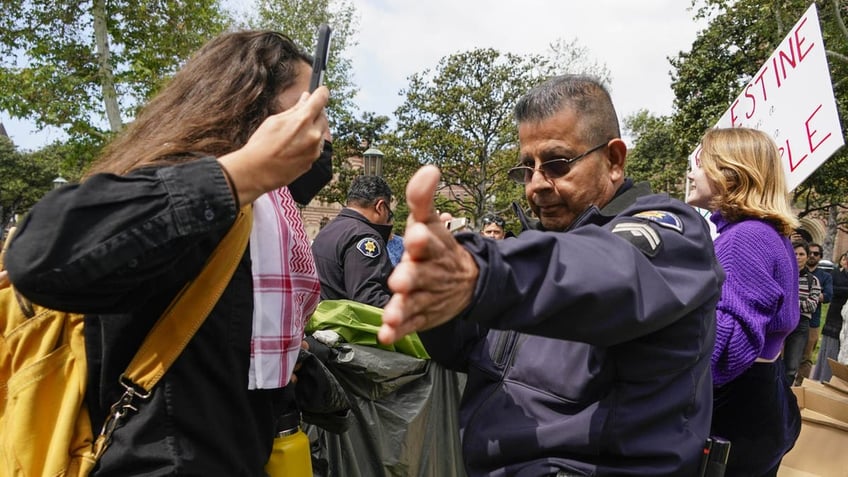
{"left": 1, "top": 0, "right": 707, "bottom": 151}
{"left": 347, "top": 0, "right": 708, "bottom": 140}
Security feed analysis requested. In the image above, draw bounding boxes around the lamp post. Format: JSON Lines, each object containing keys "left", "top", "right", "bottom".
{"left": 362, "top": 147, "right": 385, "bottom": 177}
{"left": 52, "top": 177, "right": 68, "bottom": 190}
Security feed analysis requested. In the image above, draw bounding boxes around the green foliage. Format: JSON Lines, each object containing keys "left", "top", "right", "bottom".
{"left": 624, "top": 110, "right": 688, "bottom": 200}
{"left": 0, "top": 0, "right": 230, "bottom": 145}
{"left": 670, "top": 0, "right": 848, "bottom": 248}
{"left": 0, "top": 136, "right": 70, "bottom": 228}
{"left": 393, "top": 48, "right": 547, "bottom": 225}
{"left": 249, "top": 0, "right": 360, "bottom": 128}
{"left": 321, "top": 112, "right": 392, "bottom": 207}
{"left": 250, "top": 0, "right": 390, "bottom": 212}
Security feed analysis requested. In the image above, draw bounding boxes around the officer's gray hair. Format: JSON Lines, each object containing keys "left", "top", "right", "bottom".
{"left": 513, "top": 74, "right": 620, "bottom": 145}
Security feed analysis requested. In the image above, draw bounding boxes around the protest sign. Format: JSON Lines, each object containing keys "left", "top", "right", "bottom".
{"left": 689, "top": 3, "right": 843, "bottom": 192}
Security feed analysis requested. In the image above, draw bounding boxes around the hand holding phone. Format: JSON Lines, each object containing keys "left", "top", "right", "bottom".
{"left": 289, "top": 25, "right": 334, "bottom": 205}
{"left": 309, "top": 24, "right": 332, "bottom": 92}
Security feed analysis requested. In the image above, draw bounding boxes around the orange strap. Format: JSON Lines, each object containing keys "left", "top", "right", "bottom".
{"left": 123, "top": 207, "right": 252, "bottom": 392}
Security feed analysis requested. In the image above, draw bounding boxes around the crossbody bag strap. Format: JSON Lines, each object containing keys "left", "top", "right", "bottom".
{"left": 94, "top": 206, "right": 253, "bottom": 457}
{"left": 0, "top": 226, "right": 13, "bottom": 271}
{"left": 124, "top": 206, "right": 253, "bottom": 390}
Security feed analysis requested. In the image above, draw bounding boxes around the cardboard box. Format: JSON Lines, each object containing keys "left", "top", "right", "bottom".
{"left": 778, "top": 363, "right": 848, "bottom": 477}
{"left": 824, "top": 358, "right": 848, "bottom": 395}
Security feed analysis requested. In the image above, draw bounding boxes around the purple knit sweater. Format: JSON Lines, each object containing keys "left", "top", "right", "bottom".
{"left": 710, "top": 212, "right": 800, "bottom": 386}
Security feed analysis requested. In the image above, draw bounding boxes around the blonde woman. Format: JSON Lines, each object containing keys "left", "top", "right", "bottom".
{"left": 686, "top": 127, "right": 801, "bottom": 477}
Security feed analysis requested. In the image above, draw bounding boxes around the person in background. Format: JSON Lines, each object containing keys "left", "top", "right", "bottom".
{"left": 815, "top": 251, "right": 848, "bottom": 381}
{"left": 790, "top": 228, "right": 813, "bottom": 245}
{"left": 311, "top": 175, "right": 395, "bottom": 307}
{"left": 386, "top": 231, "right": 405, "bottom": 266}
{"left": 686, "top": 127, "right": 801, "bottom": 477}
{"left": 784, "top": 241, "right": 822, "bottom": 385}
{"left": 4, "top": 31, "right": 329, "bottom": 475}
{"left": 386, "top": 205, "right": 405, "bottom": 267}
{"left": 479, "top": 213, "right": 507, "bottom": 240}
{"left": 379, "top": 74, "right": 723, "bottom": 476}
{"left": 796, "top": 242, "right": 832, "bottom": 384}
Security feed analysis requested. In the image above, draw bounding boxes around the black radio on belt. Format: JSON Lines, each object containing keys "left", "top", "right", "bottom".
{"left": 698, "top": 436, "right": 731, "bottom": 477}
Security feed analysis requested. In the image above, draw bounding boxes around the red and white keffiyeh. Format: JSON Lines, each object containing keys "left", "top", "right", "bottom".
{"left": 248, "top": 187, "right": 321, "bottom": 389}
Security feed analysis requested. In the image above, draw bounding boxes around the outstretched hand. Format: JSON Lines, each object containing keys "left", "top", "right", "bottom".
{"left": 378, "top": 165, "right": 479, "bottom": 344}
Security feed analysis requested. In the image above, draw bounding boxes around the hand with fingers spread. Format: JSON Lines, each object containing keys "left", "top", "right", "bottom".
{"left": 378, "top": 165, "right": 479, "bottom": 344}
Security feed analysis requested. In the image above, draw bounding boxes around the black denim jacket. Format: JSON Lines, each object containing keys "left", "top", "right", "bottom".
{"left": 6, "top": 158, "right": 284, "bottom": 476}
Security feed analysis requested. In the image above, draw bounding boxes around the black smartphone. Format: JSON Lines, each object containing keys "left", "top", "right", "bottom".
{"left": 289, "top": 25, "right": 334, "bottom": 206}
{"left": 309, "top": 24, "right": 332, "bottom": 92}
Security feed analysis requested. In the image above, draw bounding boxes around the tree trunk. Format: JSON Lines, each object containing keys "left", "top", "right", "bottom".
{"left": 826, "top": 203, "right": 839, "bottom": 260}
{"left": 92, "top": 0, "right": 123, "bottom": 132}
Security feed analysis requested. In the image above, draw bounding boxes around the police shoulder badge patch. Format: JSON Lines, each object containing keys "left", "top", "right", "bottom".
{"left": 356, "top": 237, "right": 381, "bottom": 258}
{"left": 633, "top": 210, "right": 684, "bottom": 233}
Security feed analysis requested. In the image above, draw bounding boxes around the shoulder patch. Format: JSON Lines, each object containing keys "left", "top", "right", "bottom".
{"left": 355, "top": 237, "right": 381, "bottom": 258}
{"left": 612, "top": 221, "right": 661, "bottom": 257}
{"left": 633, "top": 210, "right": 684, "bottom": 233}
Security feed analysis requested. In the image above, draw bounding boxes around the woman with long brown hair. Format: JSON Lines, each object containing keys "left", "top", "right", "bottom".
{"left": 687, "top": 127, "right": 801, "bottom": 476}
{"left": 5, "top": 31, "right": 329, "bottom": 475}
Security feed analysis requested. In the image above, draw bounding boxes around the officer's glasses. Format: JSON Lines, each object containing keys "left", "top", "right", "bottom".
{"left": 507, "top": 142, "right": 608, "bottom": 184}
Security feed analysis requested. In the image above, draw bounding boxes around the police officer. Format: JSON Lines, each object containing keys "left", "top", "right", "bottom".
{"left": 378, "top": 75, "right": 723, "bottom": 476}
{"left": 311, "top": 175, "right": 394, "bottom": 307}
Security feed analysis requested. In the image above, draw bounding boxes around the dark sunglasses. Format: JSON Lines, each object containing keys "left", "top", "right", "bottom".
{"left": 482, "top": 216, "right": 505, "bottom": 227}
{"left": 810, "top": 251, "right": 822, "bottom": 257}
{"left": 381, "top": 202, "right": 394, "bottom": 223}
{"left": 508, "top": 142, "right": 608, "bottom": 184}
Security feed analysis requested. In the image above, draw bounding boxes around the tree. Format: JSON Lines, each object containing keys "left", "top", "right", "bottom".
{"left": 391, "top": 41, "right": 612, "bottom": 229}
{"left": 393, "top": 48, "right": 546, "bottom": 224}
{"left": 249, "top": 0, "right": 408, "bottom": 211}
{"left": 0, "top": 136, "right": 69, "bottom": 229}
{"left": 320, "top": 111, "right": 392, "bottom": 207}
{"left": 624, "top": 110, "right": 688, "bottom": 200}
{"left": 249, "top": 0, "right": 360, "bottom": 128}
{"left": 0, "top": 0, "right": 230, "bottom": 146}
{"left": 547, "top": 37, "right": 612, "bottom": 84}
{"left": 670, "top": 0, "right": 848, "bottom": 256}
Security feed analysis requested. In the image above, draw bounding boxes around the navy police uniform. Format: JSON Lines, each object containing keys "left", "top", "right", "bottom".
{"left": 311, "top": 208, "right": 394, "bottom": 307}
{"left": 419, "top": 180, "right": 724, "bottom": 476}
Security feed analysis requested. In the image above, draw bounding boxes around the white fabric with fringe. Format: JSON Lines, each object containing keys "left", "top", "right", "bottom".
{"left": 248, "top": 187, "right": 321, "bottom": 389}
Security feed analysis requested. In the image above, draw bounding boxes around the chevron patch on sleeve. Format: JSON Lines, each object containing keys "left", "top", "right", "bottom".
{"left": 611, "top": 221, "right": 661, "bottom": 257}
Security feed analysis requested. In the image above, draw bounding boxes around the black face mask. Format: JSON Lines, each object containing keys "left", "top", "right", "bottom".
{"left": 288, "top": 140, "right": 334, "bottom": 205}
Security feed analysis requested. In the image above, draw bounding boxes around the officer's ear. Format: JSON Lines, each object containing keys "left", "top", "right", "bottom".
{"left": 375, "top": 199, "right": 387, "bottom": 215}
{"left": 607, "top": 138, "right": 627, "bottom": 183}
{"left": 375, "top": 198, "right": 392, "bottom": 223}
